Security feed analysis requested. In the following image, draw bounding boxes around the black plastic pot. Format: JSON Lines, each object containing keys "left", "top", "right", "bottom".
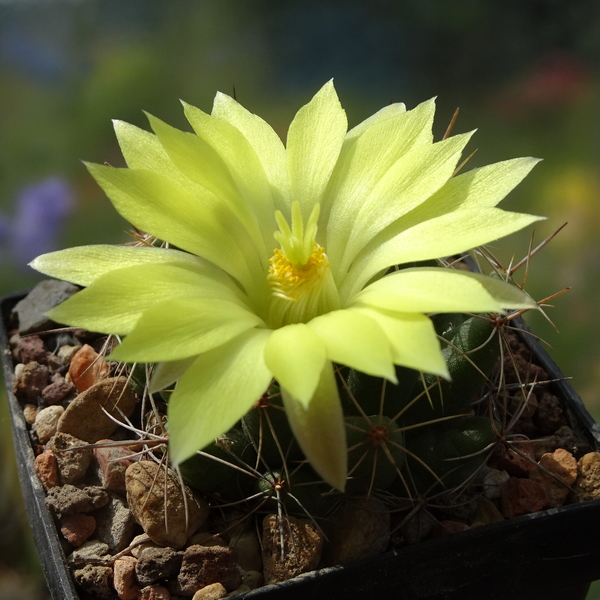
{"left": 3, "top": 289, "right": 600, "bottom": 600}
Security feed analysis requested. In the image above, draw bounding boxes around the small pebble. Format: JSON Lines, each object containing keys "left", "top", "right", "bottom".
{"left": 69, "top": 344, "right": 110, "bottom": 393}
{"left": 113, "top": 556, "right": 139, "bottom": 600}
{"left": 126, "top": 461, "right": 209, "bottom": 549}
{"left": 139, "top": 586, "right": 171, "bottom": 600}
{"left": 177, "top": 545, "right": 241, "bottom": 595}
{"left": 500, "top": 477, "right": 548, "bottom": 518}
{"left": 34, "top": 450, "right": 60, "bottom": 490}
{"left": 35, "top": 405, "right": 65, "bottom": 444}
{"left": 262, "top": 514, "right": 323, "bottom": 584}
{"left": 529, "top": 448, "right": 577, "bottom": 508}
{"left": 60, "top": 513, "right": 97, "bottom": 547}
{"left": 46, "top": 432, "right": 92, "bottom": 484}
{"left": 192, "top": 582, "right": 227, "bottom": 600}
{"left": 13, "top": 361, "right": 49, "bottom": 403}
{"left": 73, "top": 564, "right": 114, "bottom": 600}
{"left": 58, "top": 376, "right": 138, "bottom": 443}
{"left": 574, "top": 452, "right": 600, "bottom": 502}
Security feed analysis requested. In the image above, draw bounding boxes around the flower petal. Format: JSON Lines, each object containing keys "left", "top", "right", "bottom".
{"left": 350, "top": 307, "right": 449, "bottom": 378}
{"left": 343, "top": 208, "right": 544, "bottom": 299}
{"left": 281, "top": 363, "right": 347, "bottom": 491}
{"left": 86, "top": 163, "right": 264, "bottom": 290}
{"left": 30, "top": 244, "right": 211, "bottom": 287}
{"left": 425, "top": 157, "right": 541, "bottom": 211}
{"left": 308, "top": 310, "right": 396, "bottom": 381}
{"left": 47, "top": 262, "right": 243, "bottom": 335}
{"left": 325, "top": 99, "right": 435, "bottom": 264}
{"left": 113, "top": 120, "right": 174, "bottom": 174}
{"left": 211, "top": 92, "right": 289, "bottom": 212}
{"left": 264, "top": 323, "right": 327, "bottom": 407}
{"left": 286, "top": 80, "right": 347, "bottom": 222}
{"left": 168, "top": 329, "right": 272, "bottom": 466}
{"left": 149, "top": 357, "right": 197, "bottom": 393}
{"left": 332, "top": 131, "right": 474, "bottom": 279}
{"left": 351, "top": 267, "right": 537, "bottom": 314}
{"left": 345, "top": 101, "right": 407, "bottom": 141}
{"left": 109, "top": 298, "right": 265, "bottom": 362}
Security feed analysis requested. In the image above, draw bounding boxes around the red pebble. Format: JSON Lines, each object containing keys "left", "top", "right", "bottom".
{"left": 34, "top": 449, "right": 60, "bottom": 490}
{"left": 60, "top": 513, "right": 96, "bottom": 547}
{"left": 114, "top": 556, "right": 140, "bottom": 600}
{"left": 93, "top": 440, "right": 136, "bottom": 495}
{"left": 69, "top": 344, "right": 109, "bottom": 393}
{"left": 501, "top": 477, "right": 548, "bottom": 518}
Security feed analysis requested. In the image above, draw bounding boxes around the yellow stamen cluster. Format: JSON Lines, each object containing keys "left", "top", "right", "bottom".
{"left": 268, "top": 243, "right": 329, "bottom": 301}
{"left": 266, "top": 202, "right": 340, "bottom": 328}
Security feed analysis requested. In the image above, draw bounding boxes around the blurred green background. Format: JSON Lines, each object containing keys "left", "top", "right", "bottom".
{"left": 1, "top": 1, "right": 600, "bottom": 598}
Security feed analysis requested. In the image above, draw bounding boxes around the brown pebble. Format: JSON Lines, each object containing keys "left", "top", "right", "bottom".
{"left": 60, "top": 513, "right": 97, "bottom": 547}
{"left": 34, "top": 450, "right": 60, "bottom": 490}
{"left": 140, "top": 586, "right": 171, "bottom": 600}
{"left": 42, "top": 375, "right": 75, "bottom": 405}
{"left": 431, "top": 520, "right": 471, "bottom": 538}
{"left": 500, "top": 477, "right": 548, "bottom": 518}
{"left": 177, "top": 545, "right": 241, "bottom": 595}
{"left": 69, "top": 344, "right": 110, "bottom": 393}
{"left": 113, "top": 556, "right": 139, "bottom": 600}
{"left": 529, "top": 448, "right": 577, "bottom": 508}
{"left": 57, "top": 377, "right": 138, "bottom": 443}
{"left": 126, "top": 461, "right": 209, "bottom": 549}
{"left": 574, "top": 452, "right": 600, "bottom": 502}
{"left": 46, "top": 432, "right": 93, "bottom": 484}
{"left": 192, "top": 582, "right": 227, "bottom": 600}
{"left": 494, "top": 439, "right": 536, "bottom": 477}
{"left": 23, "top": 403, "right": 38, "bottom": 425}
{"left": 471, "top": 495, "right": 504, "bottom": 528}
{"left": 325, "top": 496, "right": 390, "bottom": 566}
{"left": 262, "top": 514, "right": 323, "bottom": 584}
{"left": 73, "top": 564, "right": 113, "bottom": 600}
{"left": 16, "top": 335, "right": 48, "bottom": 364}
{"left": 13, "top": 361, "right": 49, "bottom": 403}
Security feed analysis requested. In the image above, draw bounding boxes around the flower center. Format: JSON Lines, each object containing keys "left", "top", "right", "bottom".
{"left": 267, "top": 202, "right": 340, "bottom": 328}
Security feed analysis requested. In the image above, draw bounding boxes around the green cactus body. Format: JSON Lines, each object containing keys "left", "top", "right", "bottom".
{"left": 345, "top": 415, "right": 405, "bottom": 494}
{"left": 403, "top": 416, "right": 497, "bottom": 493}
{"left": 400, "top": 315, "right": 498, "bottom": 426}
{"left": 241, "top": 385, "right": 304, "bottom": 466}
{"left": 255, "top": 468, "right": 332, "bottom": 517}
{"left": 179, "top": 425, "right": 256, "bottom": 500}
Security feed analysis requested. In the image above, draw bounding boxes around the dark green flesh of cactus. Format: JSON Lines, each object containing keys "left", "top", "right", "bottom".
{"left": 175, "top": 312, "right": 499, "bottom": 502}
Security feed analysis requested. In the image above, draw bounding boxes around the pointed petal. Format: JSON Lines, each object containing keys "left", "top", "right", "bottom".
{"left": 113, "top": 120, "right": 174, "bottom": 174}
{"left": 109, "top": 298, "right": 264, "bottom": 362}
{"left": 308, "top": 309, "right": 396, "bottom": 381}
{"left": 86, "top": 163, "right": 263, "bottom": 289}
{"left": 281, "top": 363, "right": 347, "bottom": 491}
{"left": 29, "top": 244, "right": 212, "bottom": 287}
{"left": 333, "top": 131, "right": 474, "bottom": 279}
{"left": 425, "top": 157, "right": 541, "bottom": 211}
{"left": 351, "top": 268, "right": 537, "bottom": 314}
{"left": 345, "top": 101, "right": 407, "bottom": 141}
{"left": 344, "top": 208, "right": 544, "bottom": 299}
{"left": 47, "top": 262, "right": 243, "bottom": 335}
{"left": 326, "top": 99, "right": 436, "bottom": 267}
{"left": 211, "top": 92, "right": 289, "bottom": 212}
{"left": 180, "top": 103, "right": 277, "bottom": 249}
{"left": 264, "top": 323, "right": 327, "bottom": 407}
{"left": 286, "top": 80, "right": 347, "bottom": 222}
{"left": 168, "top": 329, "right": 272, "bottom": 466}
{"left": 350, "top": 307, "right": 449, "bottom": 378}
{"left": 149, "top": 357, "right": 196, "bottom": 393}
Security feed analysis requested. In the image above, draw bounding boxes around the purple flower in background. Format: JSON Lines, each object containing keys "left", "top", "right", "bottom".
{"left": 0, "top": 177, "right": 74, "bottom": 271}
